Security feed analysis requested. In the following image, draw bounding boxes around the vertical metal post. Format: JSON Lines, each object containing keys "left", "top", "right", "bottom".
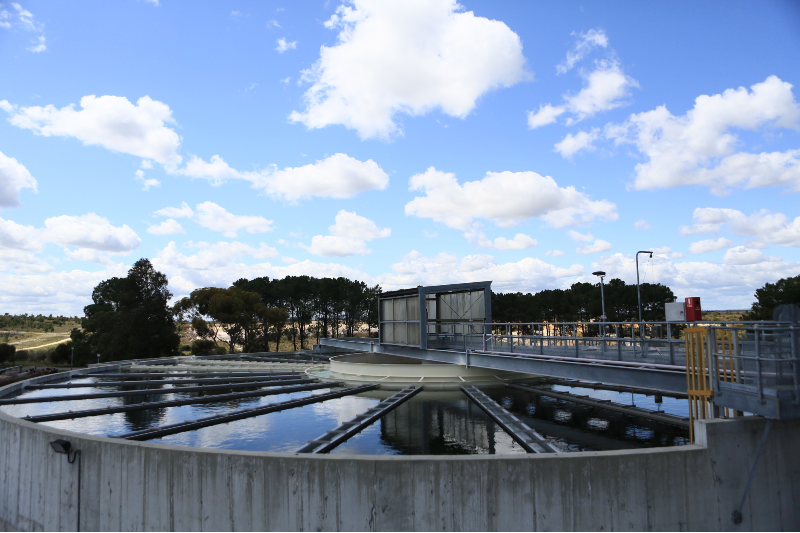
{"left": 755, "top": 325, "right": 764, "bottom": 403}
{"left": 70, "top": 346, "right": 74, "bottom": 371}
{"left": 616, "top": 324, "right": 622, "bottom": 361}
{"left": 790, "top": 325, "right": 799, "bottom": 405}
{"left": 667, "top": 323, "right": 675, "bottom": 365}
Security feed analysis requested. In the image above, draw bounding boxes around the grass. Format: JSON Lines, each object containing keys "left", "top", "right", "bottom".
{"left": 702, "top": 310, "right": 748, "bottom": 322}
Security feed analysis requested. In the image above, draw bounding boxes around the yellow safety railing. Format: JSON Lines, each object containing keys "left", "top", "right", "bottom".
{"left": 685, "top": 328, "right": 713, "bottom": 443}
{"left": 685, "top": 327, "right": 742, "bottom": 442}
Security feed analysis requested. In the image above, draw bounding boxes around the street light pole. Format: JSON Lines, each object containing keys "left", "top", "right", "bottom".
{"left": 636, "top": 251, "right": 653, "bottom": 324}
{"left": 592, "top": 271, "right": 606, "bottom": 333}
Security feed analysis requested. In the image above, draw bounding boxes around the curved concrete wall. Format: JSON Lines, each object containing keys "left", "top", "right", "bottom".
{"left": 1, "top": 369, "right": 799, "bottom": 531}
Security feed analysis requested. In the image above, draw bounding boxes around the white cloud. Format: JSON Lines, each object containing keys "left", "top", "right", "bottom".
{"left": 63, "top": 248, "right": 120, "bottom": 266}
{"left": 544, "top": 249, "right": 564, "bottom": 257}
{"left": 276, "top": 38, "right": 296, "bottom": 53}
{"left": 195, "top": 201, "right": 274, "bottom": 238}
{"left": 147, "top": 219, "right": 185, "bottom": 235}
{"left": 289, "top": 0, "right": 527, "bottom": 139}
{"left": 423, "top": 229, "right": 438, "bottom": 238}
{"left": 554, "top": 128, "right": 599, "bottom": 158}
{"left": 482, "top": 233, "right": 538, "bottom": 250}
{"left": 1, "top": 3, "right": 46, "bottom": 52}
{"left": 688, "top": 237, "right": 733, "bottom": 255}
{"left": 135, "top": 169, "right": 160, "bottom": 190}
{"left": 607, "top": 76, "right": 800, "bottom": 194}
{"left": 557, "top": 28, "right": 608, "bottom": 74}
{"left": 405, "top": 167, "right": 617, "bottom": 234}
{"left": 527, "top": 104, "right": 565, "bottom": 129}
{"left": 27, "top": 34, "right": 45, "bottom": 53}
{"left": 723, "top": 246, "right": 779, "bottom": 266}
{"left": 576, "top": 239, "right": 612, "bottom": 254}
{"left": 302, "top": 210, "right": 390, "bottom": 257}
{"left": 156, "top": 241, "right": 279, "bottom": 271}
{"left": 152, "top": 243, "right": 366, "bottom": 299}
{"left": 155, "top": 201, "right": 194, "bottom": 219}
{"left": 586, "top": 252, "right": 800, "bottom": 309}
{"left": 0, "top": 150, "right": 37, "bottom": 208}
{"left": 0, "top": 265, "right": 131, "bottom": 314}
{"left": 0, "top": 216, "right": 41, "bottom": 251}
{"left": 634, "top": 219, "right": 650, "bottom": 230}
{"left": 0, "top": 249, "right": 52, "bottom": 273}
{"left": 528, "top": 58, "right": 638, "bottom": 129}
{"left": 302, "top": 235, "right": 372, "bottom": 257}
{"left": 680, "top": 207, "right": 800, "bottom": 249}
{"left": 177, "top": 153, "right": 389, "bottom": 202}
{"left": 42, "top": 213, "right": 141, "bottom": 252}
{"left": 3, "top": 95, "right": 183, "bottom": 165}
{"left": 567, "top": 229, "right": 593, "bottom": 242}
{"left": 379, "top": 250, "right": 584, "bottom": 293}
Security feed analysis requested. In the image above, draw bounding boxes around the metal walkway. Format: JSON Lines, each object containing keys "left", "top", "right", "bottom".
{"left": 114, "top": 383, "right": 377, "bottom": 440}
{"left": 321, "top": 337, "right": 688, "bottom": 394}
{"left": 507, "top": 383, "right": 690, "bottom": 429}
{"left": 296, "top": 385, "right": 423, "bottom": 453}
{"left": 461, "top": 385, "right": 559, "bottom": 453}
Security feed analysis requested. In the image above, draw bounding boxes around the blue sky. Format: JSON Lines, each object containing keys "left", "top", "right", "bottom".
{"left": 1, "top": 0, "right": 799, "bottom": 315}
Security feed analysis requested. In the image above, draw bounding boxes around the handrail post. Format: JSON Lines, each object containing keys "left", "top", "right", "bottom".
{"left": 755, "top": 325, "right": 764, "bottom": 403}
{"left": 667, "top": 322, "right": 675, "bottom": 365}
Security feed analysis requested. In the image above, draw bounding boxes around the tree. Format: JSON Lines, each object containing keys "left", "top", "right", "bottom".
{"left": 743, "top": 274, "right": 800, "bottom": 320}
{"left": 83, "top": 259, "right": 180, "bottom": 361}
{"left": 0, "top": 343, "right": 15, "bottom": 366}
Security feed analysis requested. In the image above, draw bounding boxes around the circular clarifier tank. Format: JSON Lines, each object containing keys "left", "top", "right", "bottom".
{"left": 307, "top": 352, "right": 539, "bottom": 390}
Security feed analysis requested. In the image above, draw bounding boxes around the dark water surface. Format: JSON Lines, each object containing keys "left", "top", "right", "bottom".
{"left": 1, "top": 375, "right": 689, "bottom": 454}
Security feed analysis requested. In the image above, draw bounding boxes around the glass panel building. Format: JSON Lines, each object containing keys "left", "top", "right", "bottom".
{"left": 378, "top": 282, "right": 492, "bottom": 350}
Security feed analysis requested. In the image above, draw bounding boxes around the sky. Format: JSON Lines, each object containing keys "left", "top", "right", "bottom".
{"left": 1, "top": 0, "right": 799, "bottom": 316}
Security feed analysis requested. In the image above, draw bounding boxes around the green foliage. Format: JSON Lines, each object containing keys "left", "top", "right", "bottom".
{"left": 82, "top": 259, "right": 180, "bottom": 361}
{"left": 0, "top": 343, "right": 15, "bottom": 365}
{"left": 742, "top": 274, "right": 800, "bottom": 320}
{"left": 492, "top": 280, "right": 676, "bottom": 324}
{"left": 190, "top": 339, "right": 218, "bottom": 356}
{"left": 0, "top": 313, "right": 77, "bottom": 332}
{"left": 231, "top": 276, "right": 379, "bottom": 350}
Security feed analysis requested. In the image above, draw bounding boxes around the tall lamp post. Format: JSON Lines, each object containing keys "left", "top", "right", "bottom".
{"left": 593, "top": 271, "right": 607, "bottom": 346}
{"left": 636, "top": 251, "right": 653, "bottom": 324}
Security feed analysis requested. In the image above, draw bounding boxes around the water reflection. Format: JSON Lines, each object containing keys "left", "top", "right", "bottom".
{"left": 1, "top": 376, "right": 690, "bottom": 454}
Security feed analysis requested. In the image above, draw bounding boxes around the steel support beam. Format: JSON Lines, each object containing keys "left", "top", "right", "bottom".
{"left": 114, "top": 383, "right": 377, "bottom": 441}
{"left": 86, "top": 371, "right": 302, "bottom": 378}
{"left": 507, "top": 383, "right": 689, "bottom": 428}
{"left": 25, "top": 374, "right": 307, "bottom": 389}
{"left": 461, "top": 385, "right": 559, "bottom": 453}
{"left": 23, "top": 382, "right": 334, "bottom": 422}
{"left": 0, "top": 378, "right": 317, "bottom": 405}
{"left": 318, "top": 338, "right": 688, "bottom": 394}
{"left": 296, "top": 385, "right": 423, "bottom": 453}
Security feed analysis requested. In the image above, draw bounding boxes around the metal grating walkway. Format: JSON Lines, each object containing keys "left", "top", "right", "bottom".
{"left": 296, "top": 385, "right": 423, "bottom": 453}
{"left": 461, "top": 385, "right": 559, "bottom": 453}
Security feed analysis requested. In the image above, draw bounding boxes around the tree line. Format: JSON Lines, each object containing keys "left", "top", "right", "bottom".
{"left": 16, "top": 258, "right": 797, "bottom": 367}
{"left": 491, "top": 280, "right": 676, "bottom": 324}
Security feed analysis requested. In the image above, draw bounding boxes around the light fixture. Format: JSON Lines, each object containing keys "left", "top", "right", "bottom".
{"left": 50, "top": 439, "right": 79, "bottom": 463}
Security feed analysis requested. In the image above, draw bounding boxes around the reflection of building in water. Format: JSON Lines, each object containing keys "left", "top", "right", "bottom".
{"left": 379, "top": 392, "right": 499, "bottom": 455}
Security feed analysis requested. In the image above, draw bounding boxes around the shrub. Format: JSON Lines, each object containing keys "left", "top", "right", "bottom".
{"left": 190, "top": 339, "right": 218, "bottom": 356}
{"left": 0, "top": 343, "right": 15, "bottom": 365}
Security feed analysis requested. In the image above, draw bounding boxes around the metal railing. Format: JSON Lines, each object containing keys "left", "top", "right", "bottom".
{"left": 424, "top": 320, "right": 746, "bottom": 366}
{"left": 705, "top": 323, "right": 800, "bottom": 419}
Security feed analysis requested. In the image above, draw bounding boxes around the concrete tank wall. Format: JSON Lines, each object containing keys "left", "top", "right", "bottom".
{"left": 1, "top": 371, "right": 799, "bottom": 531}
